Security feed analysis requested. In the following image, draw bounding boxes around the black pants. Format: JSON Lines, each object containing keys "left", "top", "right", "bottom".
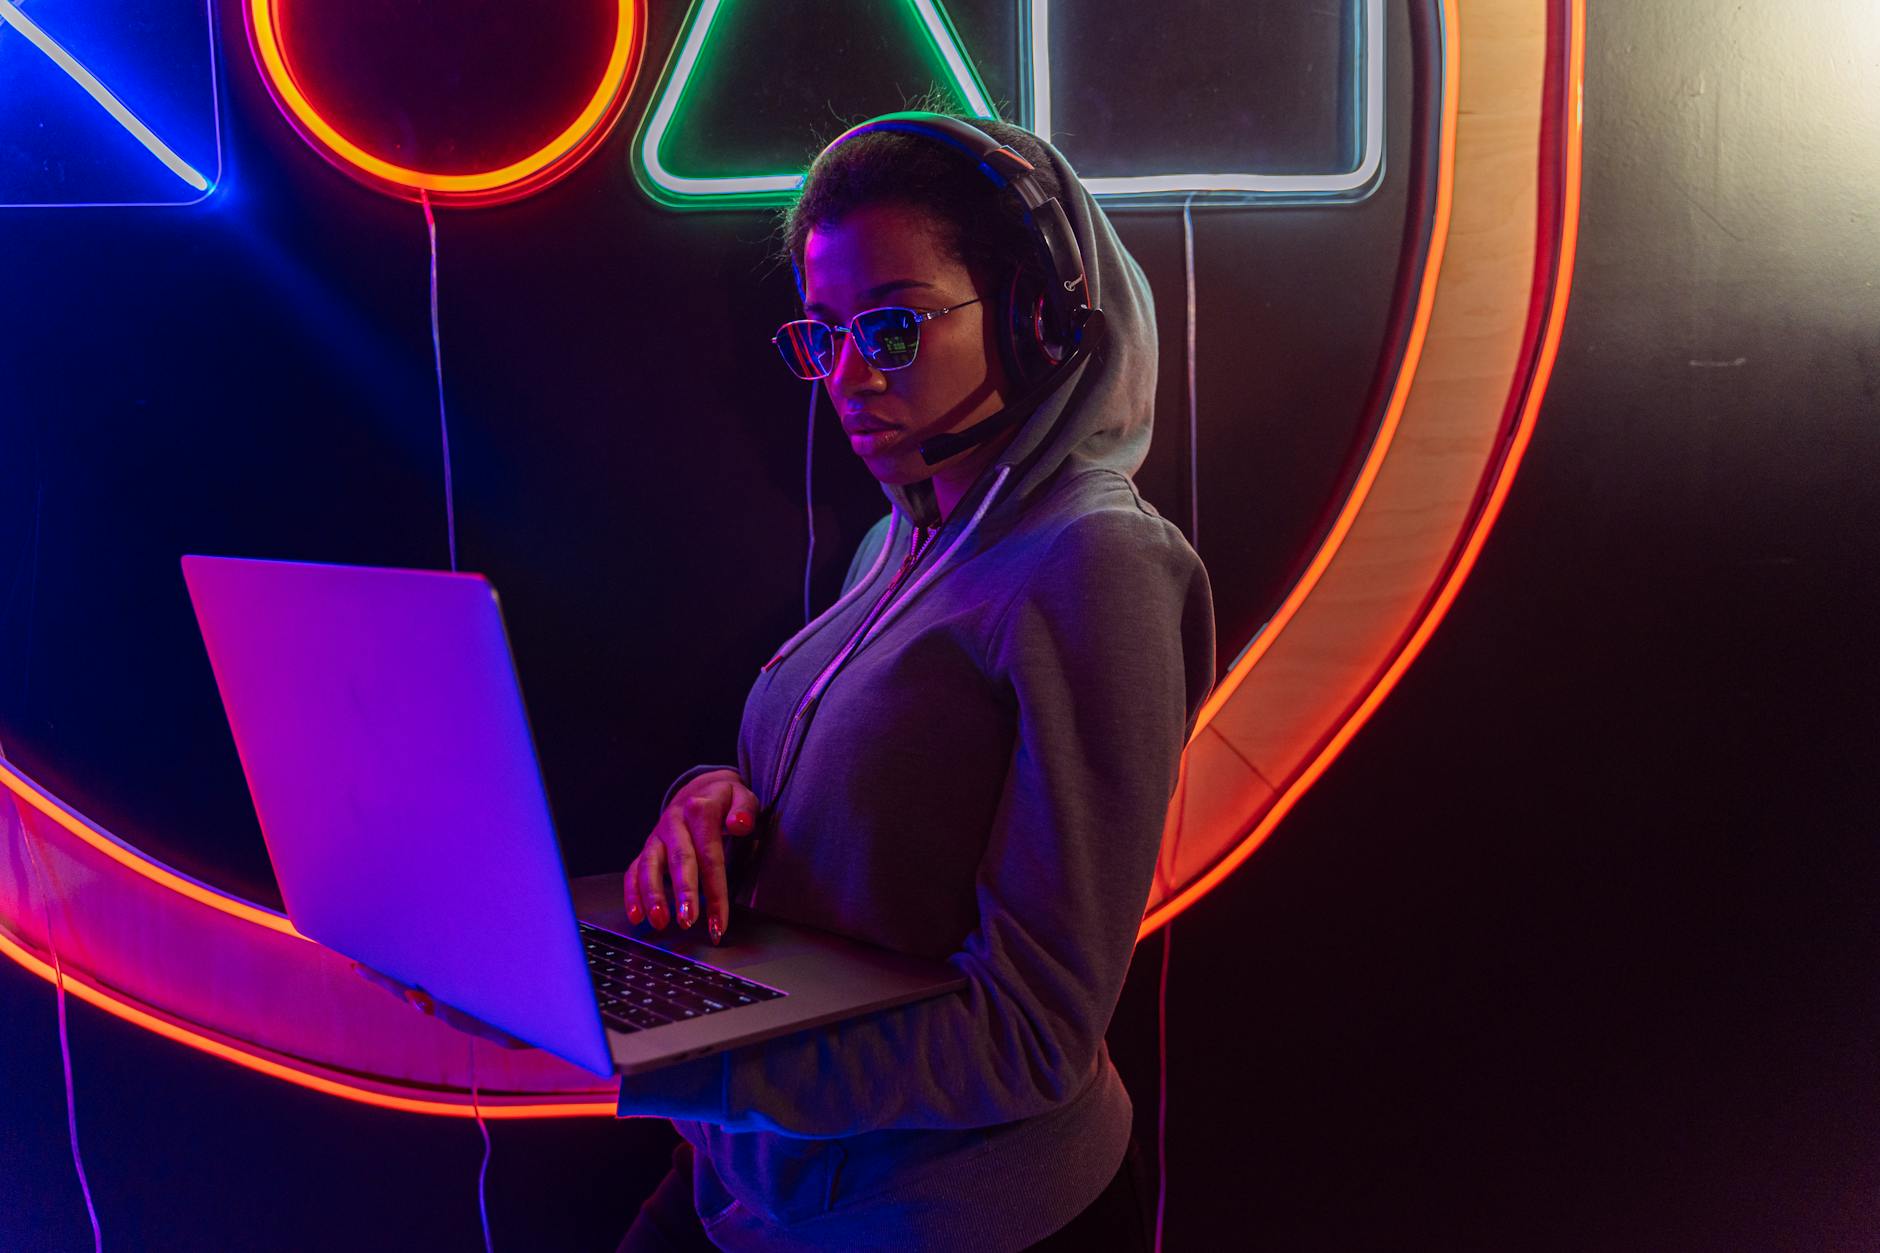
{"left": 617, "top": 1135, "right": 1153, "bottom": 1252}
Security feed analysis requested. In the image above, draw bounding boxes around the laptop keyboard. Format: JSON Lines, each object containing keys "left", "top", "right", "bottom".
{"left": 579, "top": 922, "right": 785, "bottom": 1034}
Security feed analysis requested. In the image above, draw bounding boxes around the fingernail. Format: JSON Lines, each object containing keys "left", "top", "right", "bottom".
{"left": 709, "top": 916, "right": 722, "bottom": 944}
{"left": 679, "top": 899, "right": 694, "bottom": 927}
{"left": 627, "top": 904, "right": 642, "bottom": 924}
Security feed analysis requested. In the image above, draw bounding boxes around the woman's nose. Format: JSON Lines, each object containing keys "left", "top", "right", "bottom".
{"left": 826, "top": 330, "right": 884, "bottom": 395}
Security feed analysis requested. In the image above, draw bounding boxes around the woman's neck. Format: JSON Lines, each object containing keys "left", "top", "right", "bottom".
{"left": 929, "top": 426, "right": 1021, "bottom": 524}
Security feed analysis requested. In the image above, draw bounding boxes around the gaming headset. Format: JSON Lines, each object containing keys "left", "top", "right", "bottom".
{"left": 795, "top": 111, "right": 1108, "bottom": 467}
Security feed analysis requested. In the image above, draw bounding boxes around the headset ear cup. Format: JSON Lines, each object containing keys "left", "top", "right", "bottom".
{"left": 1003, "top": 268, "right": 1064, "bottom": 387}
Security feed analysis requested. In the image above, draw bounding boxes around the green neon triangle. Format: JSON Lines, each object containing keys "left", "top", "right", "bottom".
{"left": 632, "top": 0, "right": 998, "bottom": 211}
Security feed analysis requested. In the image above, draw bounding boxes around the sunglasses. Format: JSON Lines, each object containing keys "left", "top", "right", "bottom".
{"left": 771, "top": 298, "right": 982, "bottom": 381}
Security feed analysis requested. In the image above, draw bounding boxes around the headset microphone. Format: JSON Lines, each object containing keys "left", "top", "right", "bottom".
{"left": 917, "top": 307, "right": 1107, "bottom": 466}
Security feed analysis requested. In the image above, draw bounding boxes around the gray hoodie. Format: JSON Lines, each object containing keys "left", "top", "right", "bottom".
{"left": 614, "top": 134, "right": 1215, "bottom": 1252}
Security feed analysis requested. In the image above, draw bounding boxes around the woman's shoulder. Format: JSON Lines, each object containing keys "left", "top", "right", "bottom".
{"left": 1014, "top": 467, "right": 1198, "bottom": 567}
{"left": 983, "top": 469, "right": 1208, "bottom": 634}
{"left": 983, "top": 469, "right": 1214, "bottom": 683}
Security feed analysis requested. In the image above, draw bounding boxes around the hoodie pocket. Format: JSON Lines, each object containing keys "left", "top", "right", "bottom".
{"left": 819, "top": 1125, "right": 994, "bottom": 1213}
{"left": 692, "top": 1156, "right": 739, "bottom": 1225}
{"left": 824, "top": 1143, "right": 848, "bottom": 1212}
{"left": 706, "top": 1132, "right": 850, "bottom": 1227}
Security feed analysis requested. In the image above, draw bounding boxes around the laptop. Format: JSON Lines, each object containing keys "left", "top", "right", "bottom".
{"left": 180, "top": 554, "right": 965, "bottom": 1079}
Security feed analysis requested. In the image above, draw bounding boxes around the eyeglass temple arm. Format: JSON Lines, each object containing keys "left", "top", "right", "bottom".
{"left": 914, "top": 297, "right": 981, "bottom": 322}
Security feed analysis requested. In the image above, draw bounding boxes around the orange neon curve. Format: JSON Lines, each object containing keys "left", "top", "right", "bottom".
{"left": 0, "top": 760, "right": 302, "bottom": 937}
{"left": 1139, "top": 0, "right": 1585, "bottom": 939}
{"left": 0, "top": 928, "right": 616, "bottom": 1119}
{"left": 246, "top": 0, "right": 643, "bottom": 201}
{"left": 0, "top": 0, "right": 1579, "bottom": 1113}
{"left": 1187, "top": 3, "right": 1461, "bottom": 742}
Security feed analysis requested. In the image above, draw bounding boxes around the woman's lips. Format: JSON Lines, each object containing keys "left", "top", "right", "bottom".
{"left": 846, "top": 425, "right": 904, "bottom": 454}
{"left": 843, "top": 414, "right": 903, "bottom": 453}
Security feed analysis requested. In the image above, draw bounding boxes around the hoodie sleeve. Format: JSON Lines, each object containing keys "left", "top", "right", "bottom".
{"left": 615, "top": 504, "right": 1214, "bottom": 1135}
{"left": 657, "top": 764, "right": 741, "bottom": 814}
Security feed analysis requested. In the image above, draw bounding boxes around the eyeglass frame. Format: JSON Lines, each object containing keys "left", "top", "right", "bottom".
{"left": 770, "top": 297, "right": 984, "bottom": 380}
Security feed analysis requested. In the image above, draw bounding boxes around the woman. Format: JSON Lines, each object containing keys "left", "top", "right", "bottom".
{"left": 614, "top": 111, "right": 1214, "bottom": 1252}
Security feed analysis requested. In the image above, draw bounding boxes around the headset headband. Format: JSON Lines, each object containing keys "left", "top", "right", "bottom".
{"left": 796, "top": 112, "right": 1107, "bottom": 469}
{"left": 798, "top": 112, "right": 1096, "bottom": 343}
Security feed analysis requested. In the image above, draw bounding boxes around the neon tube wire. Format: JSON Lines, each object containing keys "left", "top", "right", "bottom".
{"left": 1155, "top": 190, "right": 1202, "bottom": 1253}
{"left": 1183, "top": 191, "right": 1200, "bottom": 550}
{"left": 804, "top": 382, "right": 819, "bottom": 624}
{"left": 422, "top": 191, "right": 460, "bottom": 573}
{"left": 423, "top": 190, "right": 488, "bottom": 1244}
{"left": 469, "top": 1039, "right": 494, "bottom": 1253}
{"left": 22, "top": 826, "right": 104, "bottom": 1253}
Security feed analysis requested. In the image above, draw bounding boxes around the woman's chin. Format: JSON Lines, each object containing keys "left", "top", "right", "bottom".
{"left": 854, "top": 447, "right": 926, "bottom": 487}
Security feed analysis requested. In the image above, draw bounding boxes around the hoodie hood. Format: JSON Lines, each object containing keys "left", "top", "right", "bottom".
{"left": 752, "top": 132, "right": 1160, "bottom": 685}
{"left": 879, "top": 134, "right": 1157, "bottom": 531}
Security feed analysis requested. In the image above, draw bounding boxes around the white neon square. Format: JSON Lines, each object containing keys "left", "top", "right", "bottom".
{"left": 1025, "top": 0, "right": 1385, "bottom": 202}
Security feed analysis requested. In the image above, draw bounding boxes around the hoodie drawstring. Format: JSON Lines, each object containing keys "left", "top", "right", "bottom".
{"left": 762, "top": 511, "right": 903, "bottom": 674}
{"left": 853, "top": 464, "right": 1011, "bottom": 656}
{"left": 741, "top": 464, "right": 1014, "bottom": 906}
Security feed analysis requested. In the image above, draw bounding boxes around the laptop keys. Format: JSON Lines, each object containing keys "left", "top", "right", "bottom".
{"left": 580, "top": 922, "right": 784, "bottom": 1033}
{"left": 602, "top": 1003, "right": 669, "bottom": 1033}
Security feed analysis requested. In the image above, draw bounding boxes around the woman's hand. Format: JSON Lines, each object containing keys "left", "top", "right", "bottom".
{"left": 627, "top": 768, "right": 759, "bottom": 944}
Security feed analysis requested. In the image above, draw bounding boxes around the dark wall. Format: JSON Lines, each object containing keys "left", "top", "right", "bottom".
{"left": 0, "top": 0, "right": 1412, "bottom": 905}
{"left": 5, "top": 1, "right": 1878, "bottom": 1248}
{"left": 1100, "top": 2, "right": 1880, "bottom": 1248}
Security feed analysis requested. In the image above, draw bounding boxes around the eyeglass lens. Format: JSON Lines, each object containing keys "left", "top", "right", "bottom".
{"left": 773, "top": 307, "right": 923, "bottom": 380}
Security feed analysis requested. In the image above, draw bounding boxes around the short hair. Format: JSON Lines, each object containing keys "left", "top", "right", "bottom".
{"left": 779, "top": 111, "right": 1064, "bottom": 299}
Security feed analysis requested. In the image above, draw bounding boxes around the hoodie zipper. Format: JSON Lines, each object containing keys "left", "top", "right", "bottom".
{"left": 764, "top": 521, "right": 937, "bottom": 803}
{"left": 743, "top": 521, "right": 938, "bottom": 903}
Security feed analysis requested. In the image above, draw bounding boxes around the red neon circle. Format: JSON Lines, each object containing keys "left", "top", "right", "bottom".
{"left": 245, "top": 0, "right": 646, "bottom": 206}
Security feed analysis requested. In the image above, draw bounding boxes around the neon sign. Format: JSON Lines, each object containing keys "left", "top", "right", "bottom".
{"left": 1023, "top": 0, "right": 1385, "bottom": 204}
{"left": 0, "top": 0, "right": 1586, "bottom": 1118}
{"left": 245, "top": 0, "right": 646, "bottom": 206}
{"left": 633, "top": 0, "right": 996, "bottom": 210}
{"left": 0, "top": 0, "right": 219, "bottom": 206}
